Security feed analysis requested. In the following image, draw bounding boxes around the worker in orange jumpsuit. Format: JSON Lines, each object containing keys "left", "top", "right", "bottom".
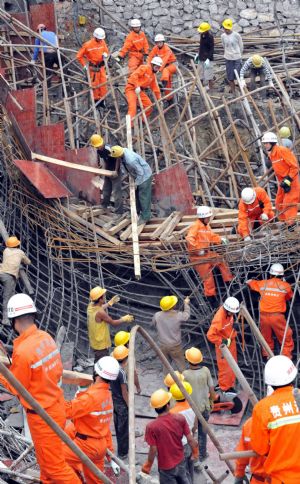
{"left": 147, "top": 34, "right": 177, "bottom": 102}
{"left": 63, "top": 356, "right": 121, "bottom": 482}
{"left": 207, "top": 297, "right": 240, "bottom": 392}
{"left": 237, "top": 186, "right": 275, "bottom": 241}
{"left": 0, "top": 294, "right": 81, "bottom": 484}
{"left": 125, "top": 56, "right": 162, "bottom": 121}
{"left": 234, "top": 417, "right": 266, "bottom": 483}
{"left": 77, "top": 28, "right": 109, "bottom": 108}
{"left": 114, "top": 18, "right": 149, "bottom": 73}
{"left": 262, "top": 131, "right": 300, "bottom": 227}
{"left": 247, "top": 262, "right": 294, "bottom": 359}
{"left": 185, "top": 205, "right": 233, "bottom": 307}
{"left": 251, "top": 355, "right": 300, "bottom": 483}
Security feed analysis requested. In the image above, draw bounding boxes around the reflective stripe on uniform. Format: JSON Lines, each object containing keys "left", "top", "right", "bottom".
{"left": 90, "top": 409, "right": 113, "bottom": 416}
{"left": 31, "top": 349, "right": 59, "bottom": 369}
{"left": 260, "top": 287, "right": 287, "bottom": 293}
{"left": 268, "top": 414, "right": 300, "bottom": 429}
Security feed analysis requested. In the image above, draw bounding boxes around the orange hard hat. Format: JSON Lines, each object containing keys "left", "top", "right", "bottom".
{"left": 112, "top": 345, "right": 129, "bottom": 361}
{"left": 6, "top": 236, "right": 20, "bottom": 248}
{"left": 185, "top": 347, "right": 203, "bottom": 365}
{"left": 150, "top": 388, "right": 172, "bottom": 409}
{"left": 164, "top": 371, "right": 185, "bottom": 388}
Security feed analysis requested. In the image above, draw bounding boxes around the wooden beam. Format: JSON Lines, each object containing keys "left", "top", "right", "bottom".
{"left": 31, "top": 152, "right": 115, "bottom": 177}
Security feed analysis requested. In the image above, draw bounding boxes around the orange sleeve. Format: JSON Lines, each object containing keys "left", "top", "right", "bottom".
{"left": 147, "top": 46, "right": 157, "bottom": 64}
{"left": 105, "top": 429, "right": 114, "bottom": 454}
{"left": 161, "top": 46, "right": 176, "bottom": 69}
{"left": 76, "top": 44, "right": 87, "bottom": 67}
{"left": 281, "top": 146, "right": 299, "bottom": 179}
{"left": 127, "top": 67, "right": 142, "bottom": 88}
{"left": 186, "top": 221, "right": 199, "bottom": 249}
{"left": 247, "top": 280, "right": 261, "bottom": 293}
{"left": 251, "top": 402, "right": 270, "bottom": 456}
{"left": 0, "top": 352, "right": 31, "bottom": 396}
{"left": 65, "top": 391, "right": 95, "bottom": 420}
{"left": 209, "top": 228, "right": 222, "bottom": 246}
{"left": 207, "top": 313, "right": 223, "bottom": 346}
{"left": 284, "top": 282, "right": 293, "bottom": 301}
{"left": 143, "top": 34, "right": 149, "bottom": 55}
{"left": 119, "top": 34, "right": 132, "bottom": 57}
{"left": 238, "top": 200, "right": 250, "bottom": 238}
{"left": 257, "top": 187, "right": 272, "bottom": 215}
{"left": 235, "top": 421, "right": 250, "bottom": 477}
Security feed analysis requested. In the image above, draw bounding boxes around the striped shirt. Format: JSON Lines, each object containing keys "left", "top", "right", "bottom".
{"left": 240, "top": 57, "right": 272, "bottom": 82}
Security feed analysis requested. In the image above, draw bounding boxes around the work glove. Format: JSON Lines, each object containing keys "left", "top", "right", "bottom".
{"left": 260, "top": 213, "right": 269, "bottom": 221}
{"left": 107, "top": 295, "right": 120, "bottom": 307}
{"left": 204, "top": 58, "right": 210, "bottom": 68}
{"left": 111, "top": 51, "right": 121, "bottom": 61}
{"left": 221, "top": 237, "right": 229, "bottom": 245}
{"left": 194, "top": 54, "right": 199, "bottom": 64}
{"left": 121, "top": 314, "right": 134, "bottom": 323}
{"left": 198, "top": 249, "right": 205, "bottom": 256}
{"left": 30, "top": 59, "right": 35, "bottom": 65}
{"left": 234, "top": 476, "right": 250, "bottom": 484}
{"left": 244, "top": 236, "right": 251, "bottom": 242}
{"left": 135, "top": 86, "right": 141, "bottom": 95}
{"left": 141, "top": 460, "right": 152, "bottom": 474}
{"left": 103, "top": 52, "right": 108, "bottom": 59}
{"left": 240, "top": 79, "right": 246, "bottom": 89}
{"left": 110, "top": 460, "right": 120, "bottom": 476}
{"left": 280, "top": 176, "right": 292, "bottom": 193}
{"left": 184, "top": 296, "right": 190, "bottom": 304}
{"left": 222, "top": 338, "right": 231, "bottom": 347}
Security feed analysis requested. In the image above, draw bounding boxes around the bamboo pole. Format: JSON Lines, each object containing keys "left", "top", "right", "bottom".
{"left": 240, "top": 304, "right": 274, "bottom": 358}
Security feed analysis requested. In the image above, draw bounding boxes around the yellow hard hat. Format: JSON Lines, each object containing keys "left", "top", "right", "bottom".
{"left": 185, "top": 347, "right": 203, "bottom": 365}
{"left": 90, "top": 286, "right": 107, "bottom": 301}
{"left": 160, "top": 295, "right": 178, "bottom": 311}
{"left": 164, "top": 371, "right": 185, "bottom": 388}
{"left": 251, "top": 55, "right": 263, "bottom": 68}
{"left": 110, "top": 146, "right": 124, "bottom": 158}
{"left": 198, "top": 22, "right": 211, "bottom": 33}
{"left": 170, "top": 381, "right": 193, "bottom": 401}
{"left": 6, "top": 236, "right": 20, "bottom": 248}
{"left": 114, "top": 331, "right": 130, "bottom": 346}
{"left": 222, "top": 18, "right": 233, "bottom": 30}
{"left": 279, "top": 126, "right": 291, "bottom": 139}
{"left": 150, "top": 388, "right": 172, "bottom": 409}
{"left": 112, "top": 344, "right": 129, "bottom": 360}
{"left": 90, "top": 134, "right": 104, "bottom": 148}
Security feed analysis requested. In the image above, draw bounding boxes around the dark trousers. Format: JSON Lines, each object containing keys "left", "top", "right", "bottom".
{"left": 136, "top": 176, "right": 152, "bottom": 222}
{"left": 183, "top": 444, "right": 194, "bottom": 484}
{"left": 198, "top": 409, "right": 209, "bottom": 458}
{"left": 93, "top": 348, "right": 109, "bottom": 365}
{"left": 44, "top": 52, "right": 59, "bottom": 87}
{"left": 102, "top": 174, "right": 123, "bottom": 214}
{"left": 159, "top": 458, "right": 190, "bottom": 484}
{"left": 113, "top": 400, "right": 129, "bottom": 457}
{"left": 0, "top": 272, "right": 16, "bottom": 325}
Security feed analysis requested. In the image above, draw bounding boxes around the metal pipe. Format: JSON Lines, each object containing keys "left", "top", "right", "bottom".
{"left": 0, "top": 362, "right": 113, "bottom": 484}
{"left": 220, "top": 344, "right": 258, "bottom": 406}
{"left": 241, "top": 304, "right": 274, "bottom": 358}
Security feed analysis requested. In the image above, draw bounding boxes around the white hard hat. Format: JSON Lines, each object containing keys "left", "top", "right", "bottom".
{"left": 94, "top": 356, "right": 120, "bottom": 380}
{"left": 270, "top": 263, "right": 284, "bottom": 276}
{"left": 241, "top": 187, "right": 256, "bottom": 205}
{"left": 130, "top": 18, "right": 141, "bottom": 28}
{"left": 223, "top": 297, "right": 240, "bottom": 314}
{"left": 151, "top": 56, "right": 163, "bottom": 67}
{"left": 7, "top": 293, "right": 37, "bottom": 319}
{"left": 196, "top": 205, "right": 213, "bottom": 218}
{"left": 261, "top": 132, "right": 278, "bottom": 144}
{"left": 93, "top": 28, "right": 106, "bottom": 40}
{"left": 155, "top": 34, "right": 165, "bottom": 42}
{"left": 264, "top": 355, "right": 297, "bottom": 386}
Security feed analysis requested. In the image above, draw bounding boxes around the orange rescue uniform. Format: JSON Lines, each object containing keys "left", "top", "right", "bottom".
{"left": 0, "top": 324, "right": 80, "bottom": 484}
{"left": 268, "top": 145, "right": 300, "bottom": 224}
{"left": 77, "top": 38, "right": 109, "bottom": 101}
{"left": 64, "top": 380, "right": 114, "bottom": 483}
{"left": 125, "top": 64, "right": 161, "bottom": 120}
{"left": 186, "top": 219, "right": 233, "bottom": 297}
{"left": 147, "top": 44, "right": 177, "bottom": 99}
{"left": 119, "top": 30, "right": 149, "bottom": 73}
{"left": 238, "top": 186, "right": 275, "bottom": 239}
{"left": 235, "top": 417, "right": 266, "bottom": 483}
{"left": 247, "top": 277, "right": 294, "bottom": 358}
{"left": 207, "top": 306, "right": 237, "bottom": 391}
{"left": 251, "top": 386, "right": 300, "bottom": 483}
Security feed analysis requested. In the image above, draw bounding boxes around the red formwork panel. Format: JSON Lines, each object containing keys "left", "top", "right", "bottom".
{"left": 30, "top": 4, "right": 56, "bottom": 32}
{"left": 63, "top": 147, "right": 101, "bottom": 205}
{"left": 5, "top": 88, "right": 36, "bottom": 150}
{"left": 153, "top": 163, "right": 195, "bottom": 217}
{"left": 14, "top": 160, "right": 71, "bottom": 199}
{"left": 33, "top": 124, "right": 66, "bottom": 182}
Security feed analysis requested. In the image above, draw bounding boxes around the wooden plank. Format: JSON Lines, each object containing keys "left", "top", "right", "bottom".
{"left": 150, "top": 212, "right": 176, "bottom": 240}
{"left": 160, "top": 212, "right": 182, "bottom": 240}
{"left": 31, "top": 152, "right": 115, "bottom": 177}
{"left": 108, "top": 218, "right": 131, "bottom": 236}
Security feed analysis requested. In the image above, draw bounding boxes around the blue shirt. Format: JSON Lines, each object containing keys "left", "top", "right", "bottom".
{"left": 33, "top": 30, "right": 58, "bottom": 61}
{"left": 122, "top": 148, "right": 152, "bottom": 186}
